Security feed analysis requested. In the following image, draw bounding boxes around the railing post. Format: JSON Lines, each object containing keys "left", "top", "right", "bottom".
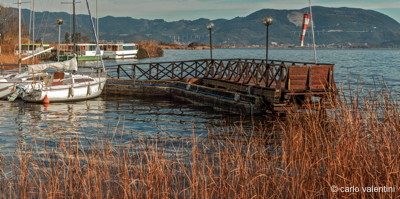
{"left": 181, "top": 62, "right": 183, "bottom": 79}
{"left": 156, "top": 64, "right": 159, "bottom": 80}
{"left": 132, "top": 65, "right": 136, "bottom": 80}
{"left": 117, "top": 65, "right": 120, "bottom": 79}
{"left": 195, "top": 61, "right": 198, "bottom": 78}
{"left": 264, "top": 60, "right": 268, "bottom": 87}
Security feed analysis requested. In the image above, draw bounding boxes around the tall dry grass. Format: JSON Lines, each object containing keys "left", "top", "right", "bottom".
{"left": 137, "top": 40, "right": 164, "bottom": 59}
{"left": 0, "top": 89, "right": 399, "bottom": 198}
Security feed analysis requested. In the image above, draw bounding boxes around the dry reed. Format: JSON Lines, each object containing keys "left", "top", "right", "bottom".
{"left": 137, "top": 40, "right": 164, "bottom": 59}
{"left": 0, "top": 89, "right": 399, "bottom": 198}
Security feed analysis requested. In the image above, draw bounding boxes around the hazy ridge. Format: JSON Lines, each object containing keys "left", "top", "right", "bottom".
{"left": 22, "top": 6, "right": 400, "bottom": 48}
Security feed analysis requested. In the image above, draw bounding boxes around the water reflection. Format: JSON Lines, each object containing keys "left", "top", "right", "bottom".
{"left": 2, "top": 49, "right": 398, "bottom": 153}
{"left": 0, "top": 95, "right": 241, "bottom": 153}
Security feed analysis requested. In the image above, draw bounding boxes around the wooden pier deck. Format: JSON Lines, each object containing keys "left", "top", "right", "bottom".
{"left": 105, "top": 59, "right": 337, "bottom": 115}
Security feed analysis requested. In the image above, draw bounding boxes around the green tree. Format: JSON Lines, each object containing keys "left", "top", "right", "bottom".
{"left": 73, "top": 32, "right": 82, "bottom": 43}
{"left": 65, "top": 32, "right": 71, "bottom": 43}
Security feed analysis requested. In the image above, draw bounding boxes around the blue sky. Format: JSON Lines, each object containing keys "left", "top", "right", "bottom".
{"left": 2, "top": 0, "right": 400, "bottom": 22}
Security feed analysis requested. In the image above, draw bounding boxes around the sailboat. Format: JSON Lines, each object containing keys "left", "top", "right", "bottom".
{"left": 0, "top": 72, "right": 42, "bottom": 99}
{"left": 0, "top": 0, "right": 44, "bottom": 99}
{"left": 20, "top": 0, "right": 107, "bottom": 103}
{"left": 19, "top": 56, "right": 106, "bottom": 102}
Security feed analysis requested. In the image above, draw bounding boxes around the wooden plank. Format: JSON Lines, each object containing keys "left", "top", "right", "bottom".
{"left": 289, "top": 75, "right": 308, "bottom": 80}
{"left": 289, "top": 85, "right": 308, "bottom": 90}
{"left": 290, "top": 79, "right": 307, "bottom": 84}
{"left": 287, "top": 65, "right": 310, "bottom": 91}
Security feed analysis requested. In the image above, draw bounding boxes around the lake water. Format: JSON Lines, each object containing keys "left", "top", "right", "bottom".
{"left": 102, "top": 48, "right": 400, "bottom": 91}
{"left": 1, "top": 48, "right": 399, "bottom": 153}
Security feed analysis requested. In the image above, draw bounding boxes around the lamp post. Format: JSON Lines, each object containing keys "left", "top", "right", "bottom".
{"left": 263, "top": 16, "right": 273, "bottom": 62}
{"left": 57, "top": 18, "right": 63, "bottom": 62}
{"left": 206, "top": 22, "right": 215, "bottom": 60}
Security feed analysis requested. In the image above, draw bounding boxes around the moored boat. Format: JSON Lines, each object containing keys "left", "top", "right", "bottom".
{"left": 0, "top": 70, "right": 49, "bottom": 99}
{"left": 102, "top": 43, "right": 138, "bottom": 59}
{"left": 58, "top": 43, "right": 103, "bottom": 61}
{"left": 20, "top": 57, "right": 107, "bottom": 102}
{"left": 58, "top": 43, "right": 138, "bottom": 61}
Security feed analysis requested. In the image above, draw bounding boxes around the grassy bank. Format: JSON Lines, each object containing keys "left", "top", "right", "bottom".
{"left": 0, "top": 90, "right": 399, "bottom": 198}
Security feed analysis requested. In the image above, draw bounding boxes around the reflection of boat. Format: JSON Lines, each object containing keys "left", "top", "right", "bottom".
{"left": 27, "top": 99, "right": 106, "bottom": 123}
{"left": 58, "top": 43, "right": 138, "bottom": 61}
{"left": 17, "top": 99, "right": 107, "bottom": 140}
{"left": 21, "top": 57, "right": 107, "bottom": 102}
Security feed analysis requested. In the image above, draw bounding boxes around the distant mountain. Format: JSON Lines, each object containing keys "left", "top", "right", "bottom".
{"left": 22, "top": 6, "right": 400, "bottom": 48}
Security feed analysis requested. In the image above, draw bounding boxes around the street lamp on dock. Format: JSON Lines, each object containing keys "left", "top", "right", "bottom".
{"left": 57, "top": 18, "right": 63, "bottom": 62}
{"left": 206, "top": 22, "right": 215, "bottom": 60}
{"left": 263, "top": 16, "right": 273, "bottom": 62}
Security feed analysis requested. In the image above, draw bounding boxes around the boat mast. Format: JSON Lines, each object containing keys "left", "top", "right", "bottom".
{"left": 28, "top": 1, "right": 32, "bottom": 62}
{"left": 32, "top": 0, "right": 35, "bottom": 46}
{"left": 85, "top": 0, "right": 105, "bottom": 71}
{"left": 30, "top": 0, "right": 35, "bottom": 64}
{"left": 309, "top": 0, "right": 318, "bottom": 63}
{"left": 73, "top": 0, "right": 76, "bottom": 54}
{"left": 62, "top": 0, "right": 79, "bottom": 54}
{"left": 18, "top": 0, "right": 22, "bottom": 72}
{"left": 96, "top": 0, "right": 99, "bottom": 42}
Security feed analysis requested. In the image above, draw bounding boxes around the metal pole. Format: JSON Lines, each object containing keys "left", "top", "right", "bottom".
{"left": 209, "top": 29, "right": 213, "bottom": 60}
{"left": 32, "top": 0, "right": 35, "bottom": 44}
{"left": 73, "top": 0, "right": 76, "bottom": 54}
{"left": 28, "top": 1, "right": 32, "bottom": 63}
{"left": 58, "top": 24, "right": 61, "bottom": 62}
{"left": 263, "top": 16, "right": 273, "bottom": 63}
{"left": 309, "top": 0, "right": 318, "bottom": 63}
{"left": 96, "top": 0, "right": 99, "bottom": 41}
{"left": 32, "top": 0, "right": 35, "bottom": 64}
{"left": 266, "top": 25, "right": 269, "bottom": 62}
{"left": 18, "top": 0, "right": 21, "bottom": 72}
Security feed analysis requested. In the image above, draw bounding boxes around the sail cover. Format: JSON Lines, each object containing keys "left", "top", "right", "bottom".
{"left": 28, "top": 57, "right": 78, "bottom": 72}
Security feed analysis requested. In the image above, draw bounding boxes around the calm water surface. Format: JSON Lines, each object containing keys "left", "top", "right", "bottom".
{"left": 1, "top": 48, "right": 399, "bottom": 152}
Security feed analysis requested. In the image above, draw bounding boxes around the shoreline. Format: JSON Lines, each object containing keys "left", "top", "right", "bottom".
{"left": 159, "top": 45, "right": 400, "bottom": 50}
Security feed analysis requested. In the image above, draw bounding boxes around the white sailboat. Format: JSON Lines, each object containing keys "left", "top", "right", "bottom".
{"left": 20, "top": 57, "right": 107, "bottom": 102}
{"left": 0, "top": 72, "right": 42, "bottom": 99}
{"left": 20, "top": 0, "right": 107, "bottom": 103}
{"left": 0, "top": 0, "right": 43, "bottom": 99}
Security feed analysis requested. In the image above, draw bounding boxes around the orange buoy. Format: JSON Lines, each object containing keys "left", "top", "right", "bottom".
{"left": 43, "top": 95, "right": 50, "bottom": 104}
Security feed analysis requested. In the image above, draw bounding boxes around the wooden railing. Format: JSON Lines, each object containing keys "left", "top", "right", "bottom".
{"left": 107, "top": 59, "right": 335, "bottom": 92}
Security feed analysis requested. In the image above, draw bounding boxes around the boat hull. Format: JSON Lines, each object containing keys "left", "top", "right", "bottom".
{"left": 58, "top": 55, "right": 101, "bottom": 61}
{"left": 22, "top": 77, "right": 107, "bottom": 102}
{"left": 0, "top": 82, "right": 15, "bottom": 99}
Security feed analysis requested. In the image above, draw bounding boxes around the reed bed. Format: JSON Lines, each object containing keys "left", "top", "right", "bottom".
{"left": 0, "top": 90, "right": 399, "bottom": 198}
{"left": 136, "top": 40, "right": 164, "bottom": 59}
{"left": 0, "top": 53, "right": 40, "bottom": 69}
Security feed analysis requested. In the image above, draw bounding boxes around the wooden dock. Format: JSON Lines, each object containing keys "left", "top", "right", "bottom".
{"left": 104, "top": 59, "right": 337, "bottom": 115}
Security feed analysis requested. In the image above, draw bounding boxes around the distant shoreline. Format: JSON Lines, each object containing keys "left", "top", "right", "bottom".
{"left": 159, "top": 44, "right": 400, "bottom": 50}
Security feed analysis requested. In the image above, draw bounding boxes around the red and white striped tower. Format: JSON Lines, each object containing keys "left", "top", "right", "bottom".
{"left": 300, "top": 14, "right": 311, "bottom": 47}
